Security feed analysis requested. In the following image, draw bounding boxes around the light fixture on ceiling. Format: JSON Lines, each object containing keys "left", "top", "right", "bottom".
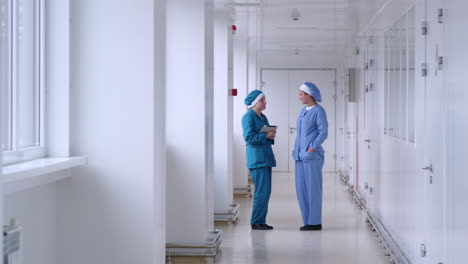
{"left": 225, "top": 3, "right": 260, "bottom": 7}
{"left": 277, "top": 26, "right": 351, "bottom": 31}
{"left": 291, "top": 8, "right": 301, "bottom": 21}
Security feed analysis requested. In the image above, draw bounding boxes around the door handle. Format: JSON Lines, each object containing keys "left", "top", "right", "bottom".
{"left": 289, "top": 127, "right": 296, "bottom": 134}
{"left": 422, "top": 165, "right": 433, "bottom": 173}
{"left": 364, "top": 139, "right": 371, "bottom": 143}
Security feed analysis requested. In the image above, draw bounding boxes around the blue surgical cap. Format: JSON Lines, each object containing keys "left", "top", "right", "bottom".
{"left": 244, "top": 90, "right": 264, "bottom": 107}
{"left": 299, "top": 82, "right": 322, "bottom": 102}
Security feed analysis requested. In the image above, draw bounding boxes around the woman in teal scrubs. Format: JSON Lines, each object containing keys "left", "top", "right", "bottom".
{"left": 242, "top": 90, "right": 276, "bottom": 230}
{"left": 292, "top": 82, "right": 328, "bottom": 231}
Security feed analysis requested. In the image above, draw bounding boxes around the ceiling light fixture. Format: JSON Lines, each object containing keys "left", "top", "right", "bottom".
{"left": 291, "top": 8, "right": 301, "bottom": 21}
{"left": 225, "top": 3, "right": 260, "bottom": 7}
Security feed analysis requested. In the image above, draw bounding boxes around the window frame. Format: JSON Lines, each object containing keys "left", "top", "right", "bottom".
{"left": 383, "top": 7, "right": 416, "bottom": 144}
{"left": 2, "top": 0, "right": 46, "bottom": 165}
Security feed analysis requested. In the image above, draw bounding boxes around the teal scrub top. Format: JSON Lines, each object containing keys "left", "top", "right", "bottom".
{"left": 242, "top": 108, "right": 276, "bottom": 169}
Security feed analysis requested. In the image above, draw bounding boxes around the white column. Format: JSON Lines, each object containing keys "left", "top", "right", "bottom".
{"left": 0, "top": 131, "right": 2, "bottom": 264}
{"left": 166, "top": 0, "right": 215, "bottom": 244}
{"left": 213, "top": 7, "right": 234, "bottom": 215}
{"left": 247, "top": 9, "right": 258, "bottom": 92}
{"left": 154, "top": 0, "right": 166, "bottom": 262}
{"left": 248, "top": 37, "right": 257, "bottom": 92}
{"left": 60, "top": 1, "right": 164, "bottom": 263}
{"left": 232, "top": 35, "right": 250, "bottom": 193}
{"left": 0, "top": 0, "right": 6, "bottom": 255}
{"left": 0, "top": 31, "right": 3, "bottom": 260}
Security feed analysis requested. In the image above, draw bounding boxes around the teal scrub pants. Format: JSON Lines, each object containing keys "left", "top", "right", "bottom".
{"left": 250, "top": 167, "right": 272, "bottom": 225}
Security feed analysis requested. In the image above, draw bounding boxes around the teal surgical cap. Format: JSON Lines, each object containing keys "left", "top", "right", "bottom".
{"left": 299, "top": 82, "right": 322, "bottom": 102}
{"left": 244, "top": 90, "right": 264, "bottom": 107}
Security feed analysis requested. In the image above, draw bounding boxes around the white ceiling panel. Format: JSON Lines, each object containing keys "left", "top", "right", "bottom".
{"left": 232, "top": 0, "right": 357, "bottom": 54}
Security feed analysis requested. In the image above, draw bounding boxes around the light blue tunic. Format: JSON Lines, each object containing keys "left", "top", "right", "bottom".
{"left": 292, "top": 104, "right": 328, "bottom": 225}
{"left": 242, "top": 108, "right": 276, "bottom": 225}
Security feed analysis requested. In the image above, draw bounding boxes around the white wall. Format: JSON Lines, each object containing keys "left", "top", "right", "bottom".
{"left": 4, "top": 182, "right": 58, "bottom": 264}
{"left": 335, "top": 66, "right": 355, "bottom": 181}
{"left": 46, "top": 0, "right": 70, "bottom": 157}
{"left": 248, "top": 38, "right": 257, "bottom": 92}
{"left": 344, "top": 102, "right": 357, "bottom": 186}
{"left": 153, "top": 1, "right": 167, "bottom": 261}
{"left": 214, "top": 7, "right": 234, "bottom": 212}
{"left": 341, "top": 1, "right": 434, "bottom": 263}
{"left": 57, "top": 1, "right": 165, "bottom": 263}
{"left": 444, "top": 0, "right": 468, "bottom": 262}
{"left": 3, "top": 1, "right": 69, "bottom": 263}
{"left": 233, "top": 36, "right": 249, "bottom": 189}
{"left": 247, "top": 9, "right": 258, "bottom": 92}
{"left": 0, "top": 39, "right": 3, "bottom": 262}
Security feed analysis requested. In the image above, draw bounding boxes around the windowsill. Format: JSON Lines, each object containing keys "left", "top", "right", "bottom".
{"left": 2, "top": 156, "right": 87, "bottom": 195}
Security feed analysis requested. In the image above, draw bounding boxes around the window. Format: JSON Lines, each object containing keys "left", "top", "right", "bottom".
{"left": 394, "top": 19, "right": 401, "bottom": 139}
{"left": 408, "top": 8, "right": 416, "bottom": 143}
{"left": 400, "top": 14, "right": 408, "bottom": 141}
{"left": 1, "top": 0, "right": 45, "bottom": 165}
{"left": 389, "top": 24, "right": 395, "bottom": 137}
{"left": 384, "top": 7, "right": 416, "bottom": 143}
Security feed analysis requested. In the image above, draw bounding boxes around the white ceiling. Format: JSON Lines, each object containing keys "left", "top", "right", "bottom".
{"left": 231, "top": 0, "right": 358, "bottom": 55}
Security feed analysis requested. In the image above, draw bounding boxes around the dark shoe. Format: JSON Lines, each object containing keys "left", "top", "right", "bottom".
{"left": 261, "top": 224, "right": 274, "bottom": 230}
{"left": 251, "top": 224, "right": 270, "bottom": 230}
{"left": 300, "top": 224, "right": 322, "bottom": 231}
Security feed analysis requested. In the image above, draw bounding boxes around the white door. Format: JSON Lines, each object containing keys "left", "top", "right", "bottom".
{"left": 262, "top": 69, "right": 336, "bottom": 172}
{"left": 261, "top": 70, "right": 289, "bottom": 171}
{"left": 359, "top": 37, "right": 374, "bottom": 208}
{"left": 423, "top": 0, "right": 446, "bottom": 262}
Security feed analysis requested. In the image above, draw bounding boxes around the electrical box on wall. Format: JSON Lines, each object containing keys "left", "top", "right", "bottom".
{"left": 348, "top": 68, "right": 357, "bottom": 102}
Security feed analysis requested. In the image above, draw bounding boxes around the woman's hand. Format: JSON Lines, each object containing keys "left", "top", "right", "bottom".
{"left": 307, "top": 148, "right": 314, "bottom": 152}
{"left": 267, "top": 130, "right": 276, "bottom": 140}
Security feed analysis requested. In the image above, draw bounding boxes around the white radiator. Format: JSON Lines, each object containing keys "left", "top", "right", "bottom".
{"left": 3, "top": 220, "right": 21, "bottom": 264}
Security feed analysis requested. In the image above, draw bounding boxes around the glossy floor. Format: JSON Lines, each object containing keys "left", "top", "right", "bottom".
{"left": 215, "top": 172, "right": 389, "bottom": 264}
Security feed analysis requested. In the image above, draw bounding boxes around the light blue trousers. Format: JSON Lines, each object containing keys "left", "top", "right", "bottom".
{"left": 295, "top": 157, "right": 324, "bottom": 225}
{"left": 250, "top": 167, "right": 272, "bottom": 225}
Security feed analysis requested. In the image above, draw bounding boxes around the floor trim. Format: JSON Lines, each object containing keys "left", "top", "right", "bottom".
{"left": 214, "top": 204, "right": 240, "bottom": 223}
{"left": 166, "top": 230, "right": 222, "bottom": 261}
{"left": 366, "top": 210, "right": 411, "bottom": 264}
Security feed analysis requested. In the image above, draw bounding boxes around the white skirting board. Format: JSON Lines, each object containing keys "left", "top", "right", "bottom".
{"left": 166, "top": 230, "right": 222, "bottom": 260}
{"left": 366, "top": 210, "right": 411, "bottom": 264}
{"left": 338, "top": 171, "right": 410, "bottom": 264}
{"left": 338, "top": 168, "right": 349, "bottom": 184}
{"left": 339, "top": 168, "right": 366, "bottom": 209}
{"left": 214, "top": 204, "right": 240, "bottom": 223}
{"left": 233, "top": 184, "right": 252, "bottom": 196}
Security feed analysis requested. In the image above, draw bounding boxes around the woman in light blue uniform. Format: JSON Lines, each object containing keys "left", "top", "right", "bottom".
{"left": 242, "top": 90, "right": 276, "bottom": 230}
{"left": 292, "top": 82, "right": 328, "bottom": 231}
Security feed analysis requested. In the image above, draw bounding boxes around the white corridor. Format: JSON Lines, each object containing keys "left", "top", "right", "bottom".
{"left": 215, "top": 172, "right": 388, "bottom": 264}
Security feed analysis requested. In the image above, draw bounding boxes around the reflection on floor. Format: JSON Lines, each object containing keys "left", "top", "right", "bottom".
{"left": 214, "top": 172, "right": 389, "bottom": 264}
